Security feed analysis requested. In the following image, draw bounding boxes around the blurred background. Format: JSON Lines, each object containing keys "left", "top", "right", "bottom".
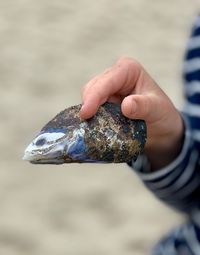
{"left": 0, "top": 0, "right": 199, "bottom": 254}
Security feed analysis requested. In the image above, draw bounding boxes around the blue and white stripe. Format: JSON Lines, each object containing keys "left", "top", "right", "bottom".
{"left": 130, "top": 15, "right": 200, "bottom": 255}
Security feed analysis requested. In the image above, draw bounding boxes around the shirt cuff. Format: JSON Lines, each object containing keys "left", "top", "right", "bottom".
{"left": 129, "top": 114, "right": 194, "bottom": 183}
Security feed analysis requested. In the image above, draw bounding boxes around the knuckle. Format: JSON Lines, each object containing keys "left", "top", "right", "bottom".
{"left": 106, "top": 76, "right": 115, "bottom": 88}
{"left": 82, "top": 76, "right": 99, "bottom": 95}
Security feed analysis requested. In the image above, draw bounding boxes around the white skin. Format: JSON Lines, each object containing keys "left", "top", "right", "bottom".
{"left": 80, "top": 57, "right": 184, "bottom": 171}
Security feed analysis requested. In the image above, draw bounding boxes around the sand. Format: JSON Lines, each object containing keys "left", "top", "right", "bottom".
{"left": 0, "top": 1, "right": 199, "bottom": 254}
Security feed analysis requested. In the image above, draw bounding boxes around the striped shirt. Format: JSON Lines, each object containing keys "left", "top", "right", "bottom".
{"left": 130, "top": 15, "right": 200, "bottom": 254}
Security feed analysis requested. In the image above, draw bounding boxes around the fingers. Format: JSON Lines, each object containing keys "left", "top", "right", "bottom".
{"left": 121, "top": 94, "right": 158, "bottom": 122}
{"left": 80, "top": 91, "right": 106, "bottom": 119}
{"left": 80, "top": 57, "right": 142, "bottom": 119}
{"left": 80, "top": 79, "right": 113, "bottom": 119}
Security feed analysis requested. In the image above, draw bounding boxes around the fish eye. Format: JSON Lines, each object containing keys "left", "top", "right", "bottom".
{"left": 35, "top": 138, "right": 46, "bottom": 146}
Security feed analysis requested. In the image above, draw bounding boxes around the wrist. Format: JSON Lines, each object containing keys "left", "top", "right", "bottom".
{"left": 144, "top": 114, "right": 185, "bottom": 171}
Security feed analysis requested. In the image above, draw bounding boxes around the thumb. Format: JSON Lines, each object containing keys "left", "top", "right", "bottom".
{"left": 121, "top": 94, "right": 156, "bottom": 121}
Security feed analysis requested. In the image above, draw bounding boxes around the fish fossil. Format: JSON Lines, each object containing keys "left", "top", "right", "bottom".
{"left": 23, "top": 102, "right": 147, "bottom": 164}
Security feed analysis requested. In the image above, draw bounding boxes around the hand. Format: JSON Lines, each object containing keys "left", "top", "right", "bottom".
{"left": 80, "top": 57, "right": 184, "bottom": 170}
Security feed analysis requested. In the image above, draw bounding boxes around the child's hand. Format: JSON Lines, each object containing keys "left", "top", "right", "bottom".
{"left": 80, "top": 57, "right": 184, "bottom": 170}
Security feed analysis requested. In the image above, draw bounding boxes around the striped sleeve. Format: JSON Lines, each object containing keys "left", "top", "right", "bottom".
{"left": 129, "top": 15, "right": 200, "bottom": 214}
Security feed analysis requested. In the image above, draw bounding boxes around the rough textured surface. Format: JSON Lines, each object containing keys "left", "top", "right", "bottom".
{"left": 38, "top": 103, "right": 146, "bottom": 163}
{"left": 0, "top": 1, "right": 197, "bottom": 254}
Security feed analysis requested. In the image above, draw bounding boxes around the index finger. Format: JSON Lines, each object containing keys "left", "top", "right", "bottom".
{"left": 80, "top": 58, "right": 141, "bottom": 119}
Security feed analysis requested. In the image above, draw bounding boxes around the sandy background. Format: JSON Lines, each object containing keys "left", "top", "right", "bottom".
{"left": 0, "top": 1, "right": 199, "bottom": 254}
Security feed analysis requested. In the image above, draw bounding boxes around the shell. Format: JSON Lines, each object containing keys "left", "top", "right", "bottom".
{"left": 23, "top": 103, "right": 147, "bottom": 164}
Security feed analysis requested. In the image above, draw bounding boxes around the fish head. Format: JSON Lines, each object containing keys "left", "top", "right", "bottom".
{"left": 23, "top": 127, "right": 87, "bottom": 164}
